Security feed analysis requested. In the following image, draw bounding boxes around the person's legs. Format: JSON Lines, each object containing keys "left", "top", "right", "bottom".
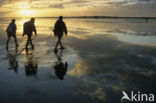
{"left": 54, "top": 33, "right": 64, "bottom": 51}
{"left": 6, "top": 37, "right": 10, "bottom": 49}
{"left": 6, "top": 32, "right": 11, "bottom": 49}
{"left": 13, "top": 34, "right": 19, "bottom": 47}
{"left": 26, "top": 35, "right": 34, "bottom": 49}
{"left": 59, "top": 35, "right": 64, "bottom": 49}
{"left": 30, "top": 36, "right": 34, "bottom": 49}
{"left": 54, "top": 39, "right": 60, "bottom": 50}
{"left": 26, "top": 35, "right": 30, "bottom": 49}
{"left": 59, "top": 39, "right": 64, "bottom": 49}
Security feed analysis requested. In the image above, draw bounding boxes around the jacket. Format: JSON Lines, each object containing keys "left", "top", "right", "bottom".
{"left": 54, "top": 20, "right": 67, "bottom": 36}
{"left": 23, "top": 21, "right": 36, "bottom": 36}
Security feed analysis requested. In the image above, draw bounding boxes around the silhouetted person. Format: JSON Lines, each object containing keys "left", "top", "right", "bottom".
{"left": 53, "top": 16, "right": 67, "bottom": 52}
{"left": 7, "top": 50, "right": 18, "bottom": 73}
{"left": 25, "top": 49, "right": 38, "bottom": 76}
{"left": 54, "top": 50, "right": 68, "bottom": 80}
{"left": 23, "top": 18, "right": 37, "bottom": 50}
{"left": 6, "top": 19, "right": 19, "bottom": 50}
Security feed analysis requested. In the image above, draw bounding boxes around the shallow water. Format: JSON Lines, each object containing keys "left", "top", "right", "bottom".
{"left": 0, "top": 18, "right": 156, "bottom": 103}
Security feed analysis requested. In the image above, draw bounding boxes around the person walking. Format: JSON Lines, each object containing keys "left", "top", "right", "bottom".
{"left": 53, "top": 16, "right": 67, "bottom": 52}
{"left": 6, "top": 19, "right": 18, "bottom": 50}
{"left": 23, "top": 18, "right": 37, "bottom": 50}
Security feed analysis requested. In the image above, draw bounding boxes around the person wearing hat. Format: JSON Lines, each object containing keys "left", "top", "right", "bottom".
{"left": 6, "top": 19, "right": 19, "bottom": 50}
{"left": 53, "top": 16, "right": 68, "bottom": 52}
{"left": 23, "top": 18, "right": 37, "bottom": 50}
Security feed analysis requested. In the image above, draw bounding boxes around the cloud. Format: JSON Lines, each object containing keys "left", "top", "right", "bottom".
{"left": 48, "top": 4, "right": 65, "bottom": 9}
{"left": 104, "top": 1, "right": 129, "bottom": 6}
{"left": 0, "top": 0, "right": 156, "bottom": 17}
{"left": 85, "top": 0, "right": 156, "bottom": 17}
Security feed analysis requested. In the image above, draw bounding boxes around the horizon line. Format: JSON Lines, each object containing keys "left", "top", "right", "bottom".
{"left": 1, "top": 16, "right": 156, "bottom": 19}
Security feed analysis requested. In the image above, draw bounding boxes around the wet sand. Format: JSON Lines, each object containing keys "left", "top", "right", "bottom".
{"left": 0, "top": 18, "right": 156, "bottom": 103}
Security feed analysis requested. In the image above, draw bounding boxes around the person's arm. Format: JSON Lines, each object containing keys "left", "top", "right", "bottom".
{"left": 6, "top": 24, "right": 9, "bottom": 32}
{"left": 6, "top": 23, "right": 11, "bottom": 32}
{"left": 54, "top": 21, "right": 58, "bottom": 31}
{"left": 33, "top": 24, "right": 37, "bottom": 36}
{"left": 14, "top": 24, "right": 17, "bottom": 34}
{"left": 53, "top": 22, "right": 57, "bottom": 36}
{"left": 64, "top": 22, "right": 67, "bottom": 35}
{"left": 23, "top": 23, "right": 25, "bottom": 36}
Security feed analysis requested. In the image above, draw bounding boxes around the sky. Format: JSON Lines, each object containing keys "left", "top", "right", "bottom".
{"left": 0, "top": 0, "right": 156, "bottom": 17}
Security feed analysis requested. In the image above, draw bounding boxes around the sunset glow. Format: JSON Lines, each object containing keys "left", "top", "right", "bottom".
{"left": 19, "top": 10, "right": 34, "bottom": 17}
{"left": 0, "top": 0, "right": 156, "bottom": 17}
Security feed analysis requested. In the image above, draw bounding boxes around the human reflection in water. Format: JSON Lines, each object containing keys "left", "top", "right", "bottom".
{"left": 54, "top": 50, "right": 68, "bottom": 80}
{"left": 7, "top": 50, "right": 18, "bottom": 73}
{"left": 24, "top": 49, "right": 38, "bottom": 77}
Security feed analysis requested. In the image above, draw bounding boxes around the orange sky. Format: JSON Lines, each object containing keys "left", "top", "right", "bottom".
{"left": 0, "top": 0, "right": 156, "bottom": 17}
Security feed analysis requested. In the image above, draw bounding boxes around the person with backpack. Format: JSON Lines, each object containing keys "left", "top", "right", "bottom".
{"left": 23, "top": 18, "right": 37, "bottom": 50}
{"left": 6, "top": 19, "right": 18, "bottom": 50}
{"left": 53, "top": 16, "right": 67, "bottom": 52}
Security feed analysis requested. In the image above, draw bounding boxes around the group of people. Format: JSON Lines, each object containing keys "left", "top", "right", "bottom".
{"left": 6, "top": 16, "right": 68, "bottom": 52}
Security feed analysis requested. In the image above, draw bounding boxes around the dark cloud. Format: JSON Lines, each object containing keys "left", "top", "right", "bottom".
{"left": 86, "top": 0, "right": 156, "bottom": 17}
{"left": 48, "top": 4, "right": 65, "bottom": 9}
{"left": 105, "top": 1, "right": 129, "bottom": 6}
{"left": 104, "top": 0, "right": 154, "bottom": 6}
{"left": 64, "top": 0, "right": 91, "bottom": 7}
{"left": 69, "top": 0, "right": 89, "bottom": 4}
{"left": 135, "top": 0, "right": 153, "bottom": 2}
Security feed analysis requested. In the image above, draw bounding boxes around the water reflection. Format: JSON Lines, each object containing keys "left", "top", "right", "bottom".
{"left": 67, "top": 35, "right": 156, "bottom": 102}
{"left": 24, "top": 49, "right": 38, "bottom": 77}
{"left": 0, "top": 18, "right": 156, "bottom": 103}
{"left": 1, "top": 18, "right": 155, "bottom": 45}
{"left": 53, "top": 49, "right": 68, "bottom": 80}
{"left": 7, "top": 50, "right": 18, "bottom": 73}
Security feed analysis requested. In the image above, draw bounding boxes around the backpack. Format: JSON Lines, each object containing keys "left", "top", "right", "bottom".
{"left": 7, "top": 23, "right": 13, "bottom": 32}
{"left": 53, "top": 20, "right": 65, "bottom": 36}
{"left": 54, "top": 20, "right": 64, "bottom": 31}
{"left": 23, "top": 21, "right": 32, "bottom": 35}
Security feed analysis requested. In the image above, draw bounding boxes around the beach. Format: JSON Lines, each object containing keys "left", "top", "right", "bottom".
{"left": 0, "top": 17, "right": 156, "bottom": 103}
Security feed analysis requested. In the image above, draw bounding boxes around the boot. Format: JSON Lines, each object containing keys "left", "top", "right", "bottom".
{"left": 16, "top": 44, "right": 19, "bottom": 48}
{"left": 6, "top": 45, "right": 8, "bottom": 50}
{"left": 31, "top": 45, "right": 34, "bottom": 49}
{"left": 61, "top": 46, "right": 65, "bottom": 50}
{"left": 54, "top": 48, "right": 58, "bottom": 53}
